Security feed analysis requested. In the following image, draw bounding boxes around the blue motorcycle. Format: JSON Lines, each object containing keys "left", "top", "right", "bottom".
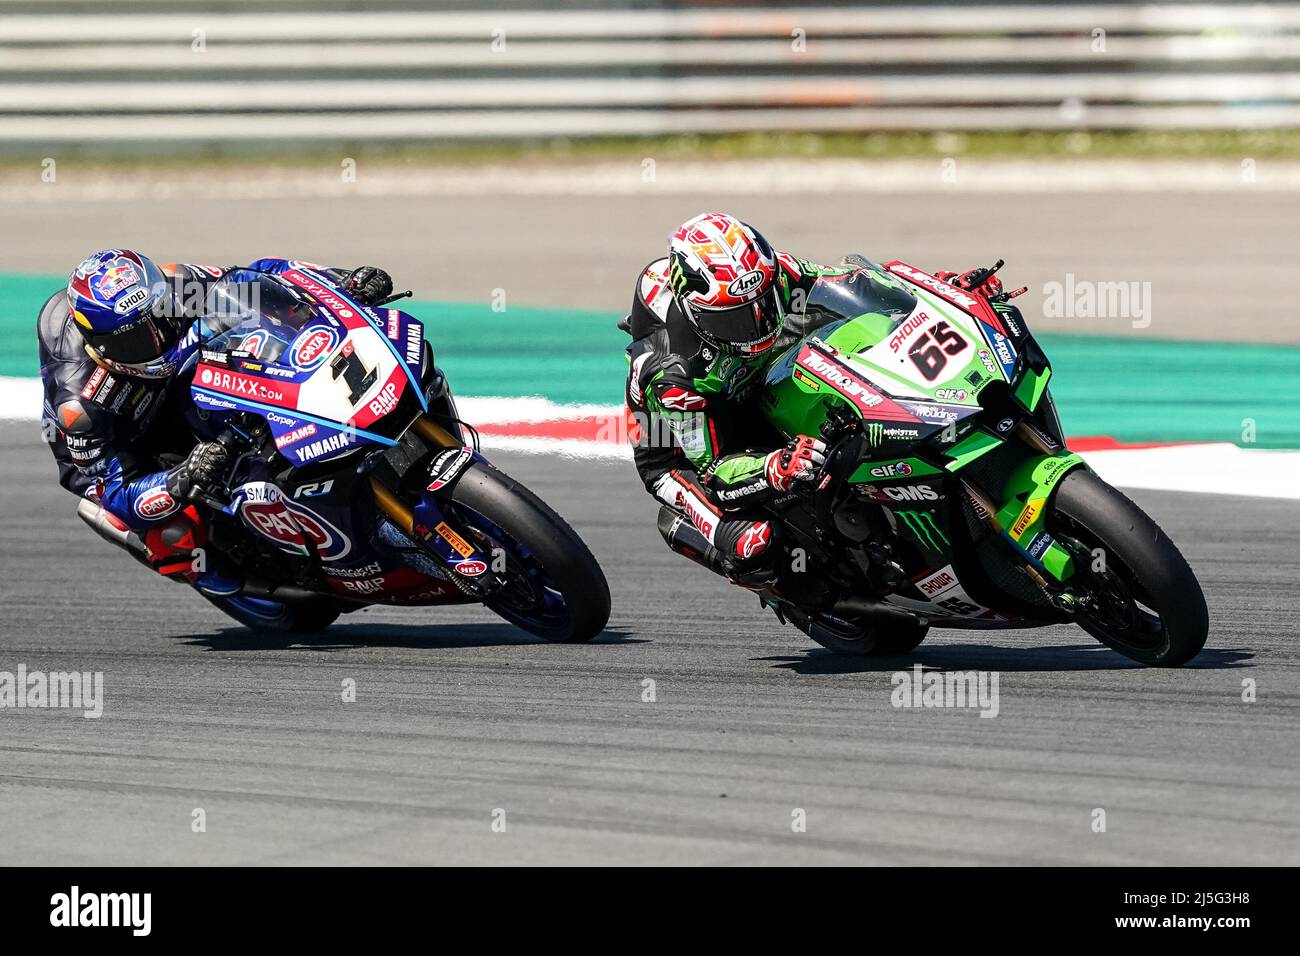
{"left": 81, "top": 268, "right": 610, "bottom": 640}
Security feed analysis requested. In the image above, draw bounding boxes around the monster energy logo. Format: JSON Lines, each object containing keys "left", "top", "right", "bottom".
{"left": 865, "top": 422, "right": 884, "bottom": 446}
{"left": 669, "top": 254, "right": 689, "bottom": 295}
{"left": 897, "top": 510, "right": 948, "bottom": 551}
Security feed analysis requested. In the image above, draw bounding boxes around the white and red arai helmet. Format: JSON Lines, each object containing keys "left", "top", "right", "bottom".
{"left": 668, "top": 212, "right": 783, "bottom": 356}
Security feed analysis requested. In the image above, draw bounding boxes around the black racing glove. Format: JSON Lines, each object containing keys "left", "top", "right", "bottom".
{"left": 166, "top": 441, "right": 230, "bottom": 501}
{"left": 344, "top": 266, "right": 393, "bottom": 305}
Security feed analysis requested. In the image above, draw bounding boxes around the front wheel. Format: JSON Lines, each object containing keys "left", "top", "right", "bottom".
{"left": 1051, "top": 469, "right": 1208, "bottom": 666}
{"left": 446, "top": 462, "right": 611, "bottom": 643}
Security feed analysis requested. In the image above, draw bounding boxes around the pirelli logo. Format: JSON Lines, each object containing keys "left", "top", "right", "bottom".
{"left": 1012, "top": 499, "right": 1043, "bottom": 539}
{"left": 435, "top": 521, "right": 475, "bottom": 558}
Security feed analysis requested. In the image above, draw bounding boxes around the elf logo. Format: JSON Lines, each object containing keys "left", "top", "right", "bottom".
{"left": 869, "top": 461, "right": 913, "bottom": 479}
{"left": 882, "top": 484, "right": 940, "bottom": 502}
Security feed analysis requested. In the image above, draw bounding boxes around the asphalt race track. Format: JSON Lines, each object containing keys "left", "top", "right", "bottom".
{"left": 1, "top": 426, "right": 1297, "bottom": 865}
{"left": 3, "top": 185, "right": 1298, "bottom": 864}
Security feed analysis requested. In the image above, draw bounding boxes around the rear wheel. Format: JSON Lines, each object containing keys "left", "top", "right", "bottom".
{"left": 202, "top": 593, "right": 342, "bottom": 633}
{"left": 446, "top": 462, "right": 611, "bottom": 643}
{"left": 1051, "top": 469, "right": 1208, "bottom": 666}
{"left": 793, "top": 608, "right": 929, "bottom": 656}
{"left": 867, "top": 618, "right": 930, "bottom": 656}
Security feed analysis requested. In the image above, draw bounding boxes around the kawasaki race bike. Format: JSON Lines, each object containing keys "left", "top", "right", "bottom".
{"left": 78, "top": 268, "right": 610, "bottom": 641}
{"left": 757, "top": 256, "right": 1207, "bottom": 666}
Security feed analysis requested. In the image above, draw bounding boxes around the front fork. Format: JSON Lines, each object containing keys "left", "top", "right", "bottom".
{"left": 959, "top": 447, "right": 1088, "bottom": 608}
{"left": 368, "top": 414, "right": 497, "bottom": 593}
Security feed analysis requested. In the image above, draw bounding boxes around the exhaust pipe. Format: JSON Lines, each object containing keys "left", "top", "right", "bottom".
{"left": 832, "top": 594, "right": 925, "bottom": 626}
{"left": 77, "top": 499, "right": 146, "bottom": 557}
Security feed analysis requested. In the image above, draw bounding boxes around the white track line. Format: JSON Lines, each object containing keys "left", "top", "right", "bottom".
{"left": 4, "top": 379, "right": 1296, "bottom": 499}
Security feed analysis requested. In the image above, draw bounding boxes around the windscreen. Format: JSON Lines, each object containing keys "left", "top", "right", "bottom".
{"left": 201, "top": 271, "right": 322, "bottom": 361}
{"left": 804, "top": 267, "right": 917, "bottom": 327}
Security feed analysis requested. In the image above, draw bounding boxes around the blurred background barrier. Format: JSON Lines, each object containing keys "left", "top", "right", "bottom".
{"left": 3, "top": 0, "right": 1300, "bottom": 149}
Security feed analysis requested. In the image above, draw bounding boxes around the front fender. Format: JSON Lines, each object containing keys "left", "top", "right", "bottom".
{"left": 995, "top": 451, "right": 1088, "bottom": 581}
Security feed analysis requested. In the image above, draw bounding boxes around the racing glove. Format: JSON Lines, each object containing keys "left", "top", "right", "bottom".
{"left": 166, "top": 441, "right": 230, "bottom": 502}
{"left": 344, "top": 266, "right": 394, "bottom": 305}
{"left": 764, "top": 436, "right": 827, "bottom": 492}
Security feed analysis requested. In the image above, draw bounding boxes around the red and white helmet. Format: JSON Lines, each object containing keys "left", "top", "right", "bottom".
{"left": 668, "top": 212, "right": 783, "bottom": 356}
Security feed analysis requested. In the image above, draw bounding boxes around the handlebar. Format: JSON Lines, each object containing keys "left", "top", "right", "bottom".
{"left": 962, "top": 258, "right": 1004, "bottom": 289}
{"left": 375, "top": 289, "right": 413, "bottom": 307}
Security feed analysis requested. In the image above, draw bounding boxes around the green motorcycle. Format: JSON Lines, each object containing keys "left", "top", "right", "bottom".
{"left": 758, "top": 256, "right": 1208, "bottom": 666}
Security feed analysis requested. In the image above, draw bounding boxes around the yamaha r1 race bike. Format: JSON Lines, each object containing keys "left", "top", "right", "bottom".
{"left": 78, "top": 268, "right": 611, "bottom": 641}
{"left": 756, "top": 256, "right": 1208, "bottom": 666}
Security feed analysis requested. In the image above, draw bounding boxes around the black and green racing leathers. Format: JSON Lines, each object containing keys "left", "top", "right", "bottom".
{"left": 623, "top": 251, "right": 853, "bottom": 587}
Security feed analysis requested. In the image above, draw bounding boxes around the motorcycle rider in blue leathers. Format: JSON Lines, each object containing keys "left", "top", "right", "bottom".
{"left": 39, "top": 250, "right": 394, "bottom": 595}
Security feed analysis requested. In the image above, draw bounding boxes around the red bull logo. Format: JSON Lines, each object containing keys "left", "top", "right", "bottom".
{"left": 94, "top": 261, "right": 141, "bottom": 299}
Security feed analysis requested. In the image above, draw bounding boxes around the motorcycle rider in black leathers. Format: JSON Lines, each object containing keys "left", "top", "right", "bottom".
{"left": 40, "top": 250, "right": 394, "bottom": 595}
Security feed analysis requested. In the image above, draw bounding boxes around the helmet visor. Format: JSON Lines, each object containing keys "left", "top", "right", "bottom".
{"left": 689, "top": 288, "right": 784, "bottom": 352}
{"left": 83, "top": 312, "right": 180, "bottom": 366}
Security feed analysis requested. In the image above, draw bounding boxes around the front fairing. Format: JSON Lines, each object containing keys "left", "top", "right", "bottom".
{"left": 759, "top": 260, "right": 1079, "bottom": 625}
{"left": 182, "top": 270, "right": 430, "bottom": 464}
{"left": 763, "top": 261, "right": 1051, "bottom": 457}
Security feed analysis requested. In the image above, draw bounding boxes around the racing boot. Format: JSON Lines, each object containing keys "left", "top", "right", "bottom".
{"left": 143, "top": 507, "right": 243, "bottom": 596}
{"left": 657, "top": 506, "right": 727, "bottom": 576}
{"left": 769, "top": 564, "right": 836, "bottom": 610}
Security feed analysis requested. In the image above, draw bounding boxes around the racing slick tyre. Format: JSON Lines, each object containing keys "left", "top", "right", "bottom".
{"left": 791, "top": 608, "right": 929, "bottom": 656}
{"left": 447, "top": 462, "right": 611, "bottom": 643}
{"left": 865, "top": 618, "right": 930, "bottom": 656}
{"left": 1050, "top": 469, "right": 1208, "bottom": 666}
{"left": 203, "top": 593, "right": 343, "bottom": 633}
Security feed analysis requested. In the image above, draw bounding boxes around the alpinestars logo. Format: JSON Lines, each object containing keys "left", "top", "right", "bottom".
{"left": 659, "top": 386, "right": 707, "bottom": 412}
{"left": 736, "top": 522, "right": 771, "bottom": 558}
